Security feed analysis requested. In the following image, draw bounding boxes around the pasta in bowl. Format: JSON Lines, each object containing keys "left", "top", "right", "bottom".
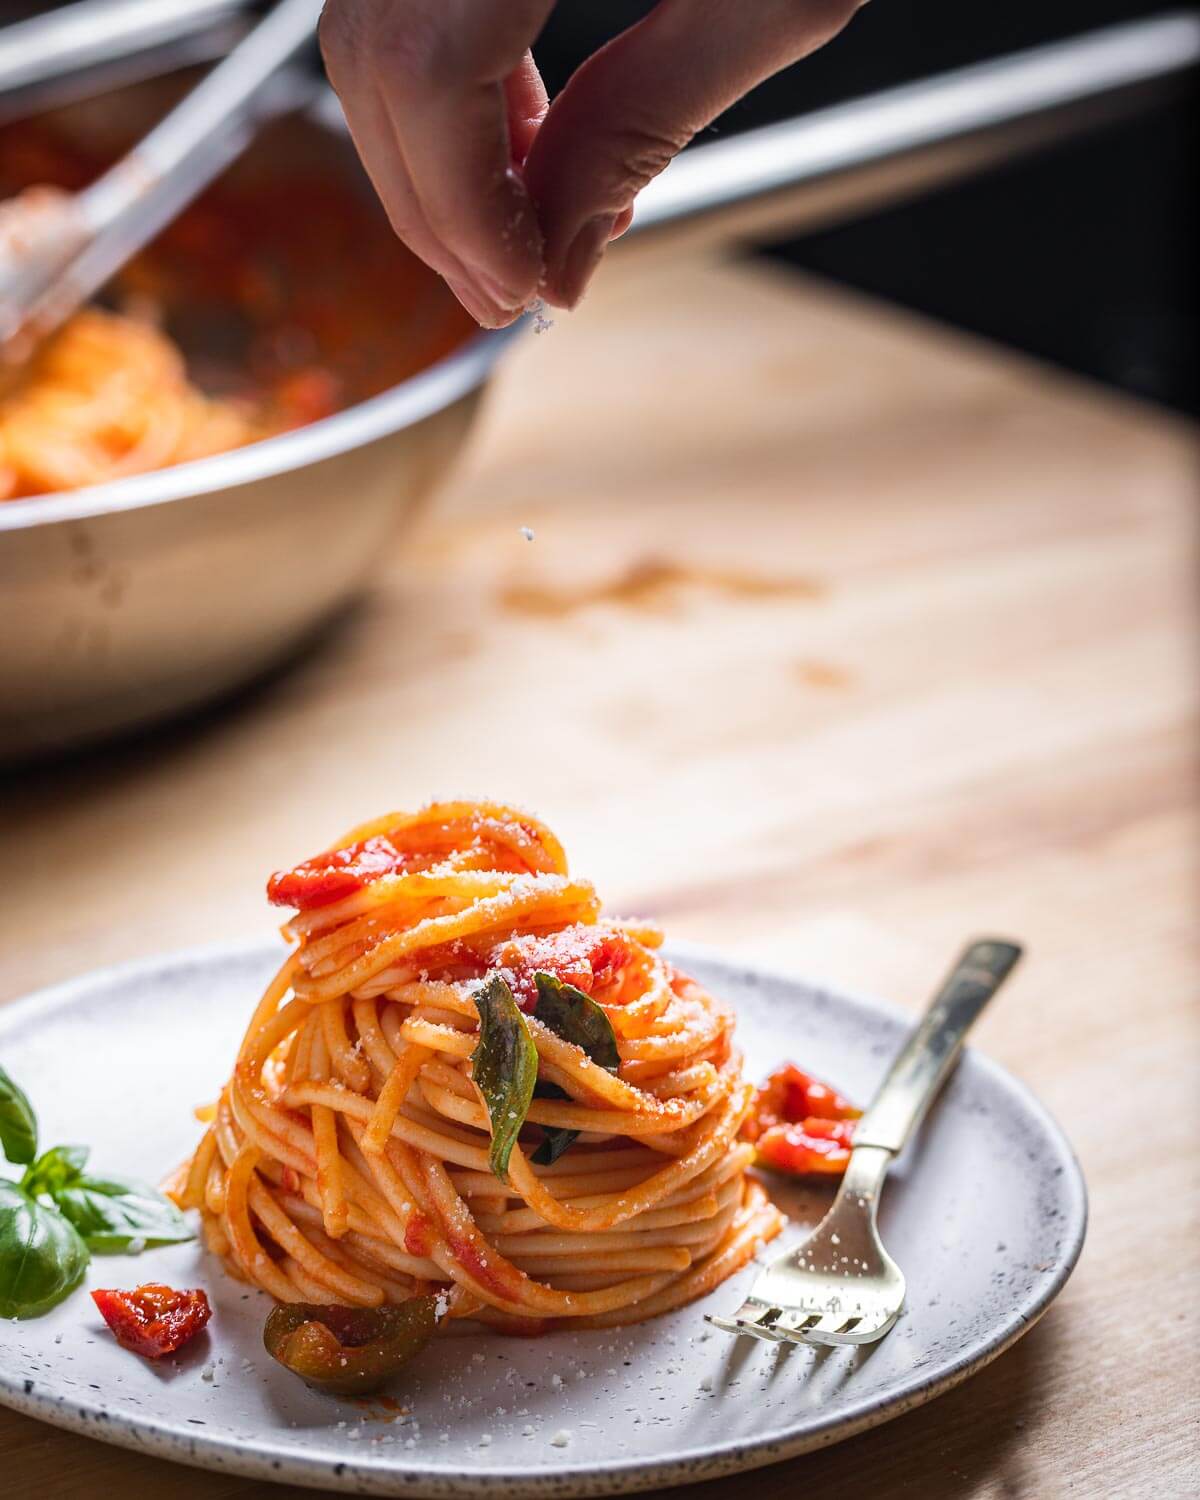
{"left": 0, "top": 112, "right": 474, "bottom": 501}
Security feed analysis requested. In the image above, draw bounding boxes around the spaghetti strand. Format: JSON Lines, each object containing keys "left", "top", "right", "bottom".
{"left": 181, "top": 800, "right": 783, "bottom": 1330}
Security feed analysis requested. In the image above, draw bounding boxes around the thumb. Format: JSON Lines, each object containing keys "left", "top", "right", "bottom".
{"left": 524, "top": 0, "right": 862, "bottom": 307}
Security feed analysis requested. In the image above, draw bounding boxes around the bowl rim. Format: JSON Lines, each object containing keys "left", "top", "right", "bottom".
{"left": 0, "top": 84, "right": 522, "bottom": 535}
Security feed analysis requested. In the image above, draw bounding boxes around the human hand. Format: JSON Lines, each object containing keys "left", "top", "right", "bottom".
{"left": 320, "top": 0, "right": 862, "bottom": 327}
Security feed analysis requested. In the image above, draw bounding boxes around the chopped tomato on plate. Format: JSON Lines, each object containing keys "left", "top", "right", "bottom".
{"left": 744, "top": 1063, "right": 862, "bottom": 1177}
{"left": 92, "top": 1284, "right": 211, "bottom": 1359}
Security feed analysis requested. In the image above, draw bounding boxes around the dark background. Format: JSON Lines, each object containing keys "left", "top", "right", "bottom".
{"left": 535, "top": 1, "right": 1197, "bottom": 414}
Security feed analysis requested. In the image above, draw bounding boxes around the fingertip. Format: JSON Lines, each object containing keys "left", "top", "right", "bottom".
{"left": 542, "top": 212, "right": 618, "bottom": 309}
{"left": 481, "top": 305, "right": 528, "bottom": 330}
{"left": 442, "top": 270, "right": 522, "bottom": 330}
{"left": 467, "top": 166, "right": 545, "bottom": 309}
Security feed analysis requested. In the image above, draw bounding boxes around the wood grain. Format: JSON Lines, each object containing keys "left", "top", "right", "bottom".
{"left": 2, "top": 257, "right": 1196, "bottom": 1499}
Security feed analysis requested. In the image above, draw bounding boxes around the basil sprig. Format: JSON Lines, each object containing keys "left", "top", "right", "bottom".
{"left": 0, "top": 1181, "right": 89, "bottom": 1320}
{"left": 0, "top": 1067, "right": 193, "bottom": 1318}
{"left": 470, "top": 975, "right": 539, "bottom": 1182}
{"left": 530, "top": 972, "right": 620, "bottom": 1166}
{"left": 0, "top": 1065, "right": 37, "bottom": 1166}
{"left": 22, "top": 1144, "right": 89, "bottom": 1199}
{"left": 33, "top": 1152, "right": 192, "bottom": 1253}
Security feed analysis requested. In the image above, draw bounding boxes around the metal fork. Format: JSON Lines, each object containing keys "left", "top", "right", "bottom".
{"left": 709, "top": 938, "right": 1022, "bottom": 1348}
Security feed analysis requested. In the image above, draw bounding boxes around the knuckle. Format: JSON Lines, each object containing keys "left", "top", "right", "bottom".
{"left": 604, "top": 118, "right": 689, "bottom": 196}
{"left": 377, "top": 25, "right": 459, "bottom": 88}
{"left": 777, "top": 0, "right": 861, "bottom": 49}
{"left": 317, "top": 0, "right": 370, "bottom": 68}
{"left": 316, "top": 0, "right": 349, "bottom": 73}
{"left": 321, "top": 0, "right": 457, "bottom": 87}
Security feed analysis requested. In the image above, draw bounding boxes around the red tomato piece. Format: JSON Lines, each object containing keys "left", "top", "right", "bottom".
{"left": 587, "top": 932, "right": 637, "bottom": 994}
{"left": 801, "top": 1077, "right": 860, "bottom": 1121}
{"left": 485, "top": 926, "right": 634, "bottom": 1010}
{"left": 92, "top": 1284, "right": 212, "bottom": 1359}
{"left": 743, "top": 1063, "right": 861, "bottom": 1143}
{"left": 267, "top": 835, "right": 403, "bottom": 909}
{"left": 755, "top": 1118, "right": 858, "bottom": 1176}
{"left": 743, "top": 1062, "right": 862, "bottom": 1178}
{"left": 273, "top": 366, "right": 342, "bottom": 427}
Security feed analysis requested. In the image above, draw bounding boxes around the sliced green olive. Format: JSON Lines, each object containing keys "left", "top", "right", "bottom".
{"left": 263, "top": 1297, "right": 438, "bottom": 1396}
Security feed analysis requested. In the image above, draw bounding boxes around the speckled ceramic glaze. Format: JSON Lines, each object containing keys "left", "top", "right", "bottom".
{"left": 0, "top": 941, "right": 1086, "bottom": 1495}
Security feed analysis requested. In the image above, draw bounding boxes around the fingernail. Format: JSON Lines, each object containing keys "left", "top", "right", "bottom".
{"left": 473, "top": 267, "right": 529, "bottom": 312}
{"left": 558, "top": 213, "right": 617, "bottom": 308}
{"left": 442, "top": 270, "right": 514, "bottom": 330}
{"left": 610, "top": 205, "right": 635, "bottom": 241}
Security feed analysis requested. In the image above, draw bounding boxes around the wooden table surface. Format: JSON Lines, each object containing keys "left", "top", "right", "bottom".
{"left": 2, "top": 257, "right": 1197, "bottom": 1498}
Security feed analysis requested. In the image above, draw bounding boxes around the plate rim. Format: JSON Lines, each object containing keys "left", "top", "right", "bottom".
{"left": 0, "top": 938, "right": 1089, "bottom": 1496}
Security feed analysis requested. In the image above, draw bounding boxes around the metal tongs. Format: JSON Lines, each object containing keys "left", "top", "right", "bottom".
{"left": 0, "top": 0, "right": 321, "bottom": 363}
{"left": 0, "top": 0, "right": 253, "bottom": 122}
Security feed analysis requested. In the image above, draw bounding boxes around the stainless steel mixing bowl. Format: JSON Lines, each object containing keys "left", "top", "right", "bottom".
{"left": 0, "top": 326, "right": 515, "bottom": 757}
{"left": 1, "top": 13, "right": 1194, "bottom": 762}
{"left": 0, "top": 83, "right": 516, "bottom": 760}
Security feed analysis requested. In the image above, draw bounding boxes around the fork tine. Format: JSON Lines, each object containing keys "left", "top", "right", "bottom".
{"left": 801, "top": 1307, "right": 901, "bottom": 1346}
{"left": 705, "top": 1318, "right": 783, "bottom": 1344}
{"left": 769, "top": 1315, "right": 823, "bottom": 1349}
{"left": 772, "top": 1308, "right": 823, "bottom": 1335}
{"left": 705, "top": 1300, "right": 788, "bottom": 1343}
{"left": 705, "top": 1298, "right": 771, "bottom": 1330}
{"left": 709, "top": 1298, "right": 900, "bottom": 1348}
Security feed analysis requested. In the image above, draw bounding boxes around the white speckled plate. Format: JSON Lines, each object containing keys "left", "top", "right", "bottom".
{"left": 0, "top": 941, "right": 1085, "bottom": 1496}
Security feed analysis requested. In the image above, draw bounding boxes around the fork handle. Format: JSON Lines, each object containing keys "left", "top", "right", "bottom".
{"left": 852, "top": 938, "right": 1022, "bottom": 1155}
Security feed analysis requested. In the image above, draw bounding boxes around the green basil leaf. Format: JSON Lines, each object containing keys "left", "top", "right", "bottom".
{"left": 0, "top": 1065, "right": 38, "bottom": 1166}
{"left": 532, "top": 972, "right": 621, "bottom": 1069}
{"left": 470, "top": 974, "right": 538, "bottom": 1183}
{"left": 530, "top": 971, "right": 621, "bottom": 1166}
{"left": 0, "top": 1180, "right": 89, "bottom": 1319}
{"left": 52, "top": 1174, "right": 193, "bottom": 1253}
{"left": 529, "top": 1079, "right": 573, "bottom": 1166}
{"left": 22, "top": 1144, "right": 89, "bottom": 1200}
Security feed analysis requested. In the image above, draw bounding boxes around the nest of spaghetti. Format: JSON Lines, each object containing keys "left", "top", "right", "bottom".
{"left": 174, "top": 800, "right": 783, "bottom": 1333}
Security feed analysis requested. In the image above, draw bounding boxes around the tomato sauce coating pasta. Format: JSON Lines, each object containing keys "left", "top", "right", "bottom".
{"left": 175, "top": 801, "right": 783, "bottom": 1332}
{"left": 0, "top": 120, "right": 473, "bottom": 501}
{"left": 0, "top": 308, "right": 276, "bottom": 498}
